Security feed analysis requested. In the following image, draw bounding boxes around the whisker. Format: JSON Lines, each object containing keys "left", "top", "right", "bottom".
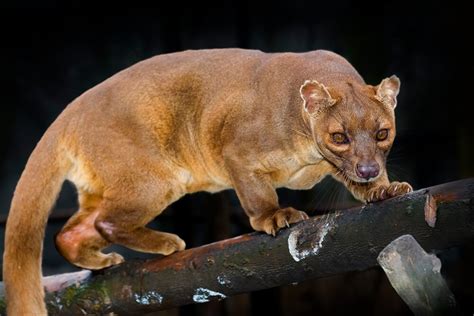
{"left": 386, "top": 164, "right": 411, "bottom": 182}
{"left": 328, "top": 182, "right": 341, "bottom": 211}
{"left": 310, "top": 179, "right": 334, "bottom": 213}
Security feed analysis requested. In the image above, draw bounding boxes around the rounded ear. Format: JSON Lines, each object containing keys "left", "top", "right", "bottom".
{"left": 375, "top": 75, "right": 400, "bottom": 109}
{"left": 300, "top": 80, "right": 336, "bottom": 114}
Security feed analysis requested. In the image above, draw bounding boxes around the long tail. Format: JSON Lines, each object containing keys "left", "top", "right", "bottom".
{"left": 3, "top": 129, "right": 69, "bottom": 315}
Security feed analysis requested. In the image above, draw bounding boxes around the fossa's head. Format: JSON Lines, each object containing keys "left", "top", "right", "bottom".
{"left": 300, "top": 76, "right": 400, "bottom": 183}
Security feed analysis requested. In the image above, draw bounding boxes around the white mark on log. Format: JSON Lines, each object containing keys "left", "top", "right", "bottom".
{"left": 288, "top": 220, "right": 333, "bottom": 262}
{"left": 133, "top": 291, "right": 163, "bottom": 305}
{"left": 192, "top": 288, "right": 226, "bottom": 303}
{"left": 51, "top": 296, "right": 63, "bottom": 312}
{"left": 217, "top": 275, "right": 231, "bottom": 285}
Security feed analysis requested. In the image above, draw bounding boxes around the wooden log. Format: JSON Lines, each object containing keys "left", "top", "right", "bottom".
{"left": 377, "top": 234, "right": 458, "bottom": 316}
{"left": 0, "top": 178, "right": 472, "bottom": 315}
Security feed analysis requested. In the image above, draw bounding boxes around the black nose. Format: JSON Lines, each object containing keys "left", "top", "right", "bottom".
{"left": 356, "top": 162, "right": 380, "bottom": 180}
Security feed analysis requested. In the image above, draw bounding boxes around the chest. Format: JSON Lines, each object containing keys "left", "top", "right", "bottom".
{"left": 269, "top": 150, "right": 330, "bottom": 190}
{"left": 283, "top": 160, "right": 331, "bottom": 190}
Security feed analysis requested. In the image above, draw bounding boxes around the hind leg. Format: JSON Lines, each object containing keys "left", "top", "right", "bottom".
{"left": 96, "top": 221, "right": 186, "bottom": 255}
{"left": 64, "top": 138, "right": 186, "bottom": 264}
{"left": 94, "top": 179, "right": 186, "bottom": 255}
{"left": 55, "top": 193, "right": 124, "bottom": 269}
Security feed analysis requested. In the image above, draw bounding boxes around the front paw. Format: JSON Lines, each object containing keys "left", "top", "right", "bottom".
{"left": 367, "top": 181, "right": 412, "bottom": 202}
{"left": 250, "top": 207, "right": 309, "bottom": 236}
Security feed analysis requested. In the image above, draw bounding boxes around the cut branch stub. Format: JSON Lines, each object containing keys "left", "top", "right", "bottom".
{"left": 377, "top": 234, "right": 458, "bottom": 316}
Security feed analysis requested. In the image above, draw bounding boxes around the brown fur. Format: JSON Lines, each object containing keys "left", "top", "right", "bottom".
{"left": 3, "top": 48, "right": 411, "bottom": 314}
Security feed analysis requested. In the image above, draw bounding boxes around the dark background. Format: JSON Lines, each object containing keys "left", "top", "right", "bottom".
{"left": 0, "top": 2, "right": 473, "bottom": 315}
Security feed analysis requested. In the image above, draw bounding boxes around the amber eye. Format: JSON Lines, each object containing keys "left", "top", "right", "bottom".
{"left": 332, "top": 132, "right": 349, "bottom": 145}
{"left": 376, "top": 129, "right": 389, "bottom": 141}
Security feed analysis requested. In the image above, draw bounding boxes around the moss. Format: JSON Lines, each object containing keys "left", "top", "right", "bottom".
{"left": 46, "top": 279, "right": 111, "bottom": 314}
{"left": 0, "top": 297, "right": 6, "bottom": 315}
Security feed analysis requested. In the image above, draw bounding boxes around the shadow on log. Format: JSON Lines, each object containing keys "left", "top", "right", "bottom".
{"left": 0, "top": 178, "right": 473, "bottom": 315}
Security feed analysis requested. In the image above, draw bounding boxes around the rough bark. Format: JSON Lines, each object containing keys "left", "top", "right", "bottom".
{"left": 0, "top": 178, "right": 472, "bottom": 315}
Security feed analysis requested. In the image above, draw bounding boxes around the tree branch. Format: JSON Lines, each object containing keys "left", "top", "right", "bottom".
{"left": 0, "top": 178, "right": 473, "bottom": 315}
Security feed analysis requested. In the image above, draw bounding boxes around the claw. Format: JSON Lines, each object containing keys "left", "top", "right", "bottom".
{"left": 285, "top": 219, "right": 290, "bottom": 228}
